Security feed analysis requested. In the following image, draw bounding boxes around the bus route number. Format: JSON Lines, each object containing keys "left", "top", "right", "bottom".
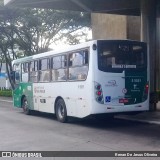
{"left": 131, "top": 79, "right": 141, "bottom": 83}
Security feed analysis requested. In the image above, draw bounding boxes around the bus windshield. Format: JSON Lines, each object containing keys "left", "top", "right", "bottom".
{"left": 97, "top": 41, "right": 147, "bottom": 72}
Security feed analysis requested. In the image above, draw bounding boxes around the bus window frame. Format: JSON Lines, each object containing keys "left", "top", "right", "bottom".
{"left": 68, "top": 49, "right": 89, "bottom": 81}
{"left": 29, "top": 60, "right": 39, "bottom": 83}
{"left": 97, "top": 41, "right": 147, "bottom": 73}
{"left": 51, "top": 55, "right": 68, "bottom": 82}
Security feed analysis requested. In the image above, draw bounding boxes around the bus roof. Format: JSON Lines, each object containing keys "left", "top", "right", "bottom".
{"left": 12, "top": 39, "right": 146, "bottom": 64}
{"left": 12, "top": 40, "right": 97, "bottom": 64}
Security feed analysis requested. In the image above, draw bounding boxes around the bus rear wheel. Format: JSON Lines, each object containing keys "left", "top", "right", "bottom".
{"left": 55, "top": 99, "right": 67, "bottom": 123}
{"left": 22, "top": 97, "right": 31, "bottom": 115}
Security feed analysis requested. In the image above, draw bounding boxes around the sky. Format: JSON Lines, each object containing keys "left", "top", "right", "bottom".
{"left": 50, "top": 29, "right": 92, "bottom": 50}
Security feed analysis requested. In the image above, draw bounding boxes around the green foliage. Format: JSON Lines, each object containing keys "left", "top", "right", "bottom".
{"left": 0, "top": 7, "right": 91, "bottom": 57}
{"left": 0, "top": 90, "right": 12, "bottom": 97}
{"left": 0, "top": 6, "right": 91, "bottom": 89}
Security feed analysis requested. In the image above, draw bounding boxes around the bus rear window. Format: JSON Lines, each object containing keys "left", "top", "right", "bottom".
{"left": 97, "top": 41, "right": 147, "bottom": 72}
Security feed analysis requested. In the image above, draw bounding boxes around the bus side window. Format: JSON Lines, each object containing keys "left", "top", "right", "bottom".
{"left": 22, "top": 63, "right": 29, "bottom": 73}
{"left": 69, "top": 49, "right": 89, "bottom": 81}
{"left": 22, "top": 63, "right": 29, "bottom": 82}
{"left": 39, "top": 58, "right": 50, "bottom": 82}
{"left": 39, "top": 59, "right": 49, "bottom": 71}
{"left": 51, "top": 55, "right": 67, "bottom": 81}
{"left": 29, "top": 61, "right": 38, "bottom": 82}
{"left": 30, "top": 61, "right": 34, "bottom": 72}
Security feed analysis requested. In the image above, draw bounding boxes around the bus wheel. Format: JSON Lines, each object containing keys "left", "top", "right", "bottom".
{"left": 22, "top": 97, "right": 31, "bottom": 115}
{"left": 55, "top": 99, "right": 67, "bottom": 123}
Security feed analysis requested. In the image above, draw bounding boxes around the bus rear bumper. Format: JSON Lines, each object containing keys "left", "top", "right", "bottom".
{"left": 90, "top": 100, "right": 149, "bottom": 115}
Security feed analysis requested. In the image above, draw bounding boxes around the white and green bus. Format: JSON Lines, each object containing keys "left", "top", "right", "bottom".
{"left": 11, "top": 40, "right": 149, "bottom": 122}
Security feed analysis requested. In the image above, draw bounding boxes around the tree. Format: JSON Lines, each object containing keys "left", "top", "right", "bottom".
{"left": 0, "top": 5, "right": 91, "bottom": 89}
{"left": 0, "top": 7, "right": 91, "bottom": 56}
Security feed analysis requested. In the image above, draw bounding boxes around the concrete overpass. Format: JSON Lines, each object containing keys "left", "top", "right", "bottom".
{"left": 3, "top": 0, "right": 160, "bottom": 16}
{"left": 4, "top": 0, "right": 160, "bottom": 110}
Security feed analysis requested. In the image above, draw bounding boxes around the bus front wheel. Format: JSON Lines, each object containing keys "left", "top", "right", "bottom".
{"left": 55, "top": 99, "right": 68, "bottom": 123}
{"left": 22, "top": 97, "right": 31, "bottom": 115}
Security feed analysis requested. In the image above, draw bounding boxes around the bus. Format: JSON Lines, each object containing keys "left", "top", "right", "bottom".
{"left": 11, "top": 40, "right": 149, "bottom": 122}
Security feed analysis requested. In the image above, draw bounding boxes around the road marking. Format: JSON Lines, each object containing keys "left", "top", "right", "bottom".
{"left": 0, "top": 99, "right": 13, "bottom": 103}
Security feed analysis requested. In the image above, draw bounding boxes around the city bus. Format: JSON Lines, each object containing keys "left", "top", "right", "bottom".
{"left": 11, "top": 40, "right": 149, "bottom": 122}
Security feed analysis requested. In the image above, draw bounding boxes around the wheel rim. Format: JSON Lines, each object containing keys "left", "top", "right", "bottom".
{"left": 57, "top": 103, "right": 64, "bottom": 119}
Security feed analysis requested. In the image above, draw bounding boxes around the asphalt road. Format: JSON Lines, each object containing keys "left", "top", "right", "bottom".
{"left": 0, "top": 98, "right": 160, "bottom": 160}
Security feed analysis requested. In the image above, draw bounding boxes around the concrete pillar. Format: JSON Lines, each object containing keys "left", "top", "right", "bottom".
{"left": 91, "top": 13, "right": 127, "bottom": 39}
{"left": 91, "top": 13, "right": 140, "bottom": 41}
{"left": 140, "top": 0, "right": 157, "bottom": 110}
{"left": 156, "top": 18, "right": 160, "bottom": 91}
{"left": 127, "top": 16, "right": 140, "bottom": 41}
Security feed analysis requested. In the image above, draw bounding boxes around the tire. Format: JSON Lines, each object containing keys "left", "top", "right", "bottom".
{"left": 22, "top": 97, "right": 31, "bottom": 115}
{"left": 55, "top": 99, "right": 67, "bottom": 123}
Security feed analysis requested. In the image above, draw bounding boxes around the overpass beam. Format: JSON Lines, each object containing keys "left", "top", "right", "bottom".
{"left": 141, "top": 0, "right": 157, "bottom": 110}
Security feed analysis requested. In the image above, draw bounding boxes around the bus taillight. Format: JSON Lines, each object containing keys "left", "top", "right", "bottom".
{"left": 96, "top": 91, "right": 102, "bottom": 96}
{"left": 95, "top": 82, "right": 104, "bottom": 104}
{"left": 142, "top": 82, "right": 149, "bottom": 101}
{"left": 95, "top": 85, "right": 101, "bottom": 90}
{"left": 145, "top": 83, "right": 149, "bottom": 94}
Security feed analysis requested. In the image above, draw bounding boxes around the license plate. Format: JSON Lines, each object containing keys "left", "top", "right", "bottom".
{"left": 119, "top": 99, "right": 128, "bottom": 103}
